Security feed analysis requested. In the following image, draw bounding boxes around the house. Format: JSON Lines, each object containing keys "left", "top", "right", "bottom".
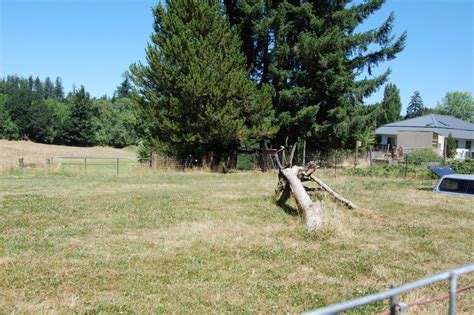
{"left": 374, "top": 114, "right": 474, "bottom": 159}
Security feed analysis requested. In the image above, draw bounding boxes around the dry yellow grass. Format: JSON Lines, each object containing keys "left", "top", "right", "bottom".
{"left": 0, "top": 168, "right": 472, "bottom": 313}
{"left": 0, "top": 140, "right": 136, "bottom": 170}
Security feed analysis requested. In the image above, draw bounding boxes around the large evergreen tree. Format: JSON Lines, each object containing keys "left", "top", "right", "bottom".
{"left": 0, "top": 93, "right": 20, "bottom": 140}
{"left": 130, "top": 0, "right": 276, "bottom": 168}
{"left": 224, "top": 0, "right": 406, "bottom": 149}
{"left": 379, "top": 83, "right": 401, "bottom": 124}
{"left": 115, "top": 72, "right": 132, "bottom": 98}
{"left": 33, "top": 76, "right": 44, "bottom": 100}
{"left": 27, "top": 100, "right": 56, "bottom": 143}
{"left": 1, "top": 75, "right": 34, "bottom": 138}
{"left": 54, "top": 77, "right": 65, "bottom": 101}
{"left": 44, "top": 77, "right": 55, "bottom": 99}
{"left": 405, "top": 90, "right": 426, "bottom": 119}
{"left": 63, "top": 86, "right": 96, "bottom": 146}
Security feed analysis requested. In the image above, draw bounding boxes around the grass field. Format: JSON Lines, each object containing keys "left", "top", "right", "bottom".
{"left": 0, "top": 168, "right": 473, "bottom": 313}
{"left": 0, "top": 140, "right": 137, "bottom": 170}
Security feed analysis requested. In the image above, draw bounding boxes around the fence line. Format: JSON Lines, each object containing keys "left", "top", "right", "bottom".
{"left": 304, "top": 262, "right": 474, "bottom": 315}
{"left": 54, "top": 156, "right": 151, "bottom": 176}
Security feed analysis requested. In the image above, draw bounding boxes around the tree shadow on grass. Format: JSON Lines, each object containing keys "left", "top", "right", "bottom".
{"left": 276, "top": 199, "right": 299, "bottom": 216}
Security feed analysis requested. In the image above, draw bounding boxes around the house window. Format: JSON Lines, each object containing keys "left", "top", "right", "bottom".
{"left": 455, "top": 140, "right": 458, "bottom": 148}
{"left": 466, "top": 141, "right": 471, "bottom": 150}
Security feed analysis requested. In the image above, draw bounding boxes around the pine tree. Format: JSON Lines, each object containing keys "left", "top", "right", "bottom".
{"left": 28, "top": 100, "right": 56, "bottom": 143}
{"left": 33, "top": 76, "right": 44, "bottom": 100}
{"left": 3, "top": 75, "right": 33, "bottom": 138}
{"left": 0, "top": 93, "right": 20, "bottom": 140}
{"left": 44, "top": 77, "right": 55, "bottom": 99}
{"left": 63, "top": 86, "right": 96, "bottom": 146}
{"left": 54, "top": 77, "right": 64, "bottom": 101}
{"left": 224, "top": 0, "right": 406, "bottom": 149}
{"left": 406, "top": 91, "right": 426, "bottom": 119}
{"left": 130, "top": 0, "right": 276, "bottom": 169}
{"left": 115, "top": 72, "right": 132, "bottom": 98}
{"left": 379, "top": 83, "right": 402, "bottom": 124}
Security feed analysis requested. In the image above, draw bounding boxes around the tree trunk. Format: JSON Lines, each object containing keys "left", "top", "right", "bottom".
{"left": 226, "top": 141, "right": 238, "bottom": 170}
{"left": 202, "top": 151, "right": 214, "bottom": 169}
{"left": 258, "top": 140, "right": 267, "bottom": 172}
{"left": 281, "top": 166, "right": 323, "bottom": 232}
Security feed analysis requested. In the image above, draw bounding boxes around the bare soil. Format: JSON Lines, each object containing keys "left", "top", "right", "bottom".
{"left": 0, "top": 140, "right": 136, "bottom": 169}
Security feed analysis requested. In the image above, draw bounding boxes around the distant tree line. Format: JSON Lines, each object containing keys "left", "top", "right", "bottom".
{"left": 0, "top": 74, "right": 139, "bottom": 147}
{"left": 405, "top": 90, "right": 474, "bottom": 122}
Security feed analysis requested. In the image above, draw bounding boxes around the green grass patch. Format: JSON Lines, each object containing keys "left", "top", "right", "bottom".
{"left": 0, "top": 169, "right": 472, "bottom": 313}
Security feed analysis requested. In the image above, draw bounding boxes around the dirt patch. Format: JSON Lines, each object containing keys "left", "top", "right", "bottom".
{"left": 0, "top": 140, "right": 136, "bottom": 169}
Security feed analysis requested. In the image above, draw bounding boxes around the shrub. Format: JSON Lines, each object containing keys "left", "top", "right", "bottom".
{"left": 405, "top": 149, "right": 443, "bottom": 165}
{"left": 346, "top": 164, "right": 433, "bottom": 180}
{"left": 446, "top": 133, "right": 456, "bottom": 158}
{"left": 450, "top": 159, "right": 474, "bottom": 174}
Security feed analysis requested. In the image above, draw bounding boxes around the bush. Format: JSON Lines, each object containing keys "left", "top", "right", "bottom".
{"left": 450, "top": 159, "right": 474, "bottom": 174}
{"left": 237, "top": 153, "right": 255, "bottom": 170}
{"left": 446, "top": 133, "right": 456, "bottom": 158}
{"left": 137, "top": 140, "right": 153, "bottom": 160}
{"left": 346, "top": 164, "right": 433, "bottom": 180}
{"left": 405, "top": 149, "right": 443, "bottom": 165}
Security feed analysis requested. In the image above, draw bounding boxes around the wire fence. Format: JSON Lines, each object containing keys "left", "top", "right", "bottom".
{"left": 10, "top": 147, "right": 469, "bottom": 178}
{"left": 237, "top": 147, "right": 469, "bottom": 180}
{"left": 53, "top": 156, "right": 151, "bottom": 176}
{"left": 12, "top": 155, "right": 203, "bottom": 176}
{"left": 236, "top": 148, "right": 369, "bottom": 172}
{"left": 304, "top": 262, "right": 474, "bottom": 315}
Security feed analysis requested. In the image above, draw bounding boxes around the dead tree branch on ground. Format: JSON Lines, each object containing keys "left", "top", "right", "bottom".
{"left": 275, "top": 146, "right": 358, "bottom": 232}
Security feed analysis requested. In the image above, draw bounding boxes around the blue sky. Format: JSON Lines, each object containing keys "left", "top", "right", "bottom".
{"left": 1, "top": 0, "right": 473, "bottom": 115}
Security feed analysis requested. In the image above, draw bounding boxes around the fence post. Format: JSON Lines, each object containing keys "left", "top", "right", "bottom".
{"left": 404, "top": 154, "right": 408, "bottom": 178}
{"left": 389, "top": 284, "right": 397, "bottom": 315}
{"left": 116, "top": 158, "right": 119, "bottom": 176}
{"left": 303, "top": 140, "right": 306, "bottom": 166}
{"left": 19, "top": 158, "right": 24, "bottom": 168}
{"left": 84, "top": 158, "right": 87, "bottom": 173}
{"left": 449, "top": 272, "right": 458, "bottom": 315}
{"left": 150, "top": 152, "right": 155, "bottom": 168}
{"left": 355, "top": 141, "right": 362, "bottom": 168}
{"left": 334, "top": 150, "right": 337, "bottom": 178}
{"left": 368, "top": 145, "right": 372, "bottom": 169}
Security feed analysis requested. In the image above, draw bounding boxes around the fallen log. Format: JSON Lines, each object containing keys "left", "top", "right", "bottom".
{"left": 274, "top": 146, "right": 323, "bottom": 232}
{"left": 281, "top": 166, "right": 323, "bottom": 232}
{"left": 274, "top": 145, "right": 358, "bottom": 232}
{"left": 309, "top": 175, "right": 358, "bottom": 209}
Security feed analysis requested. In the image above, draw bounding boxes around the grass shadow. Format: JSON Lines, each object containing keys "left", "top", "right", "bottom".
{"left": 417, "top": 187, "right": 434, "bottom": 192}
{"left": 276, "top": 199, "right": 299, "bottom": 216}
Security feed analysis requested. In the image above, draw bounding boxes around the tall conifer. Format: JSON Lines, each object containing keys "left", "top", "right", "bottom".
{"left": 225, "top": 0, "right": 406, "bottom": 149}
{"left": 405, "top": 91, "right": 426, "bottom": 119}
{"left": 379, "top": 83, "right": 401, "bottom": 124}
{"left": 131, "top": 0, "right": 276, "bottom": 168}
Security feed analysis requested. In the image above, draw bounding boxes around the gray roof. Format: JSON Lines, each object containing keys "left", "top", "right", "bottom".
{"left": 374, "top": 114, "right": 474, "bottom": 140}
